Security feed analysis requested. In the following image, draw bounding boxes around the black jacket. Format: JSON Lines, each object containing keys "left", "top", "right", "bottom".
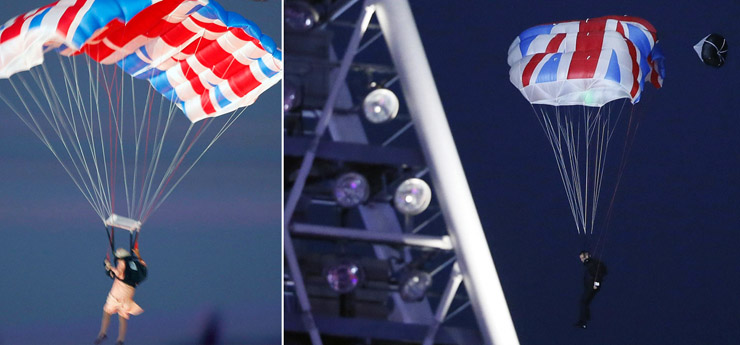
{"left": 583, "top": 258, "right": 607, "bottom": 288}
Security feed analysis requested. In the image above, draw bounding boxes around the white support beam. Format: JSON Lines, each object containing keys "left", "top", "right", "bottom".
{"left": 291, "top": 223, "right": 454, "bottom": 250}
{"left": 370, "top": 1, "right": 520, "bottom": 344}
{"left": 283, "top": 5, "right": 377, "bottom": 345}
{"left": 423, "top": 262, "right": 464, "bottom": 345}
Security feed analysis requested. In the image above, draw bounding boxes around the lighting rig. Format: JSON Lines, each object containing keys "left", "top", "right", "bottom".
{"left": 283, "top": 1, "right": 519, "bottom": 345}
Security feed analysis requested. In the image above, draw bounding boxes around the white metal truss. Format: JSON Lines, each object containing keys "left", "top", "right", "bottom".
{"left": 284, "top": 1, "right": 520, "bottom": 344}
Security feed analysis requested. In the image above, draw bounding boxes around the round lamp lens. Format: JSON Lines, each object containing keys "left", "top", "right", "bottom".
{"left": 394, "top": 178, "right": 432, "bottom": 215}
{"left": 334, "top": 172, "right": 370, "bottom": 208}
{"left": 363, "top": 89, "right": 399, "bottom": 124}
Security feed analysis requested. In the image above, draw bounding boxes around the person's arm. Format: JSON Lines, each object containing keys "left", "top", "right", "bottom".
{"left": 592, "top": 262, "right": 605, "bottom": 289}
{"left": 105, "top": 259, "right": 126, "bottom": 279}
{"left": 104, "top": 259, "right": 115, "bottom": 278}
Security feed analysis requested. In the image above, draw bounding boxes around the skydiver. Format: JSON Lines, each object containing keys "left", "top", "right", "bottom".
{"left": 574, "top": 251, "right": 607, "bottom": 329}
{"left": 95, "top": 248, "right": 147, "bottom": 345}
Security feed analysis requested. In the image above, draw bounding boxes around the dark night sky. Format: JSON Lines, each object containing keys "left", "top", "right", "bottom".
{"left": 407, "top": 0, "right": 740, "bottom": 344}
{"left": 0, "top": 1, "right": 281, "bottom": 344}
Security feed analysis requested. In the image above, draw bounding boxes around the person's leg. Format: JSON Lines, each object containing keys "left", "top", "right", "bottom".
{"left": 587, "top": 289, "right": 599, "bottom": 320}
{"left": 581, "top": 289, "right": 599, "bottom": 321}
{"left": 96, "top": 311, "right": 111, "bottom": 343}
{"left": 578, "top": 288, "right": 596, "bottom": 324}
{"left": 117, "top": 315, "right": 128, "bottom": 343}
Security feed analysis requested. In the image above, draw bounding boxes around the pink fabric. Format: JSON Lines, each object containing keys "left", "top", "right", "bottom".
{"left": 103, "top": 260, "right": 143, "bottom": 319}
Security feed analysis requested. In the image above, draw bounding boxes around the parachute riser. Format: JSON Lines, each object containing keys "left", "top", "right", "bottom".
{"left": 105, "top": 226, "right": 140, "bottom": 256}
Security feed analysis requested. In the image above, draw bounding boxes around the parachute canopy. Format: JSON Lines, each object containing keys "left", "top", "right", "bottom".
{"left": 0, "top": 0, "right": 282, "bottom": 122}
{"left": 508, "top": 15, "right": 664, "bottom": 107}
{"left": 507, "top": 16, "right": 664, "bottom": 235}
{"left": 694, "top": 33, "right": 728, "bottom": 67}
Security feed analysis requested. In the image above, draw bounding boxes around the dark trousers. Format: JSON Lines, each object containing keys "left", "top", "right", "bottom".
{"left": 579, "top": 286, "right": 600, "bottom": 323}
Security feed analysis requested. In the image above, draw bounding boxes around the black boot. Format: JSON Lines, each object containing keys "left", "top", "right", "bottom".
{"left": 94, "top": 334, "right": 107, "bottom": 344}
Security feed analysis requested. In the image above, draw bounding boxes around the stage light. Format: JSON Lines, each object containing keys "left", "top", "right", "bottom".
{"left": 334, "top": 172, "right": 370, "bottom": 208}
{"left": 363, "top": 88, "right": 399, "bottom": 124}
{"left": 285, "top": 1, "right": 320, "bottom": 32}
{"left": 394, "top": 178, "right": 432, "bottom": 216}
{"left": 284, "top": 79, "right": 301, "bottom": 112}
{"left": 399, "top": 270, "right": 432, "bottom": 302}
{"left": 324, "top": 259, "right": 364, "bottom": 293}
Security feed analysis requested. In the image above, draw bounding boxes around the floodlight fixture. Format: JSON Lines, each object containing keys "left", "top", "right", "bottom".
{"left": 399, "top": 269, "right": 432, "bottom": 302}
{"left": 363, "top": 88, "right": 399, "bottom": 124}
{"left": 285, "top": 1, "right": 320, "bottom": 32}
{"left": 394, "top": 178, "right": 432, "bottom": 216}
{"left": 334, "top": 172, "right": 370, "bottom": 208}
{"left": 284, "top": 79, "right": 301, "bottom": 112}
{"left": 324, "top": 259, "right": 364, "bottom": 293}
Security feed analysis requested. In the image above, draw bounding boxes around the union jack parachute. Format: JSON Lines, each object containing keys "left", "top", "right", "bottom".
{"left": 507, "top": 16, "right": 664, "bottom": 239}
{"left": 508, "top": 15, "right": 664, "bottom": 107}
{"left": 0, "top": 0, "right": 281, "bottom": 228}
{"left": 0, "top": 0, "right": 282, "bottom": 122}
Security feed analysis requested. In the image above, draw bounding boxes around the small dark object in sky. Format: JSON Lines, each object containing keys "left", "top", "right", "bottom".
{"left": 694, "top": 33, "right": 728, "bottom": 67}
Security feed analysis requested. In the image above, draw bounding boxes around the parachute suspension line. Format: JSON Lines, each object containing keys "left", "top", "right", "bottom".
{"left": 548, "top": 74, "right": 587, "bottom": 234}
{"left": 588, "top": 106, "right": 607, "bottom": 234}
{"left": 563, "top": 107, "right": 586, "bottom": 234}
{"left": 126, "top": 74, "right": 159, "bottom": 221}
{"left": 592, "top": 103, "right": 641, "bottom": 258}
{"left": 85, "top": 55, "right": 114, "bottom": 217}
{"left": 1, "top": 76, "right": 103, "bottom": 219}
{"left": 113, "top": 63, "right": 129, "bottom": 217}
{"left": 4, "top": 63, "right": 109, "bottom": 220}
{"left": 532, "top": 104, "right": 585, "bottom": 234}
{"left": 531, "top": 100, "right": 630, "bottom": 236}
{"left": 140, "top": 116, "right": 214, "bottom": 222}
{"left": 43, "top": 60, "right": 110, "bottom": 218}
{"left": 136, "top": 92, "right": 178, "bottom": 220}
{"left": 134, "top": 87, "right": 156, "bottom": 218}
{"left": 144, "top": 108, "right": 245, "bottom": 222}
{"left": 534, "top": 106, "right": 574, "bottom": 232}
{"left": 137, "top": 97, "right": 181, "bottom": 221}
{"left": 62, "top": 55, "right": 109, "bottom": 218}
{"left": 589, "top": 100, "right": 628, "bottom": 234}
{"left": 95, "top": 60, "right": 174, "bottom": 222}
{"left": 99, "top": 62, "right": 120, "bottom": 217}
{"left": 134, "top": 33, "right": 245, "bottom": 223}
{"left": 57, "top": 55, "right": 112, "bottom": 219}
{"left": 95, "top": 61, "right": 148, "bottom": 221}
{"left": 127, "top": 74, "right": 152, "bottom": 221}
{"left": 0, "top": 80, "right": 46, "bottom": 142}
{"left": 47, "top": 57, "right": 109, "bottom": 220}
{"left": 111, "top": 60, "right": 131, "bottom": 217}
{"left": 584, "top": 102, "right": 625, "bottom": 235}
